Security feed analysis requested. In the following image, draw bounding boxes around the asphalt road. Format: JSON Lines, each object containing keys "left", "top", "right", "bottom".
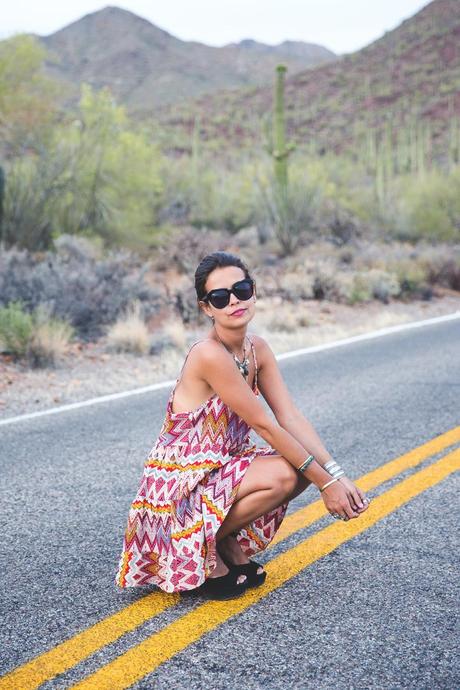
{"left": 0, "top": 317, "right": 459, "bottom": 690}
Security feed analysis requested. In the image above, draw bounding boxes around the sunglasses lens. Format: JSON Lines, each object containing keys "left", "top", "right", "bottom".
{"left": 209, "top": 291, "right": 230, "bottom": 309}
{"left": 233, "top": 280, "right": 253, "bottom": 300}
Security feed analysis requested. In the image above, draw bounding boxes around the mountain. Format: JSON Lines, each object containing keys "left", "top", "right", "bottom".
{"left": 35, "top": 6, "right": 336, "bottom": 110}
{"left": 155, "top": 0, "right": 460, "bottom": 159}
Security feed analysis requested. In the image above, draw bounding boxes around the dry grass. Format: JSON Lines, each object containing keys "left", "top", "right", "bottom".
{"left": 28, "top": 323, "right": 74, "bottom": 368}
{"left": 105, "top": 300, "right": 150, "bottom": 355}
{"left": 27, "top": 306, "right": 74, "bottom": 368}
{"left": 161, "top": 319, "right": 188, "bottom": 351}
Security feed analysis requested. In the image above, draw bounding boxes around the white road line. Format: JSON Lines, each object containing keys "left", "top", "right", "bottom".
{"left": 276, "top": 310, "right": 460, "bottom": 360}
{"left": 1, "top": 310, "right": 459, "bottom": 427}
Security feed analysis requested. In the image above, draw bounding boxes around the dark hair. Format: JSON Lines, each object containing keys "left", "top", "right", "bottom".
{"left": 194, "top": 251, "right": 252, "bottom": 302}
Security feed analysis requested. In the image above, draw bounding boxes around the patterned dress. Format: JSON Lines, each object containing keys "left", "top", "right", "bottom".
{"left": 115, "top": 335, "right": 289, "bottom": 593}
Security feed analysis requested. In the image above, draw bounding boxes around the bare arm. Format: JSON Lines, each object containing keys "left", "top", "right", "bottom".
{"left": 197, "top": 340, "right": 334, "bottom": 491}
{"left": 254, "top": 335, "right": 334, "bottom": 467}
{"left": 255, "top": 335, "right": 369, "bottom": 513}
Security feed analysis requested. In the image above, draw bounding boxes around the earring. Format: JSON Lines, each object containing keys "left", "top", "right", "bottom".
{"left": 210, "top": 315, "right": 215, "bottom": 323}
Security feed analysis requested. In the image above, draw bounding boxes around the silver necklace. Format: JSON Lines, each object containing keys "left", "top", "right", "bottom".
{"left": 213, "top": 328, "right": 250, "bottom": 378}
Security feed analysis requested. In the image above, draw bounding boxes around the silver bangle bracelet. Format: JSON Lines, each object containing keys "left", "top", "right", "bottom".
{"left": 324, "top": 459, "right": 340, "bottom": 470}
{"left": 329, "top": 467, "right": 345, "bottom": 476}
{"left": 324, "top": 460, "right": 345, "bottom": 477}
{"left": 297, "top": 454, "right": 315, "bottom": 473}
{"left": 324, "top": 459, "right": 336, "bottom": 468}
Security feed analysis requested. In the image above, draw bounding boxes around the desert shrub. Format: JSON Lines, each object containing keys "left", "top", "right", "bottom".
{"left": 1, "top": 147, "right": 70, "bottom": 250}
{"left": 346, "top": 273, "right": 374, "bottom": 304}
{"left": 0, "top": 300, "right": 33, "bottom": 357}
{"left": 310, "top": 265, "right": 343, "bottom": 301}
{"left": 1, "top": 84, "right": 165, "bottom": 252}
{"left": 414, "top": 245, "right": 460, "bottom": 291}
{"left": 0, "top": 34, "right": 59, "bottom": 156}
{"left": 312, "top": 266, "right": 400, "bottom": 305}
{"left": 27, "top": 304, "right": 75, "bottom": 368}
{"left": 191, "top": 160, "right": 258, "bottom": 232}
{"left": 338, "top": 247, "right": 355, "bottom": 265}
{"left": 303, "top": 155, "right": 378, "bottom": 241}
{"left": 366, "top": 268, "right": 401, "bottom": 302}
{"left": 150, "top": 319, "right": 188, "bottom": 355}
{"left": 154, "top": 225, "right": 230, "bottom": 275}
{"left": 158, "top": 154, "right": 258, "bottom": 233}
{"left": 0, "top": 242, "right": 164, "bottom": 340}
{"left": 156, "top": 157, "right": 196, "bottom": 226}
{"left": 52, "top": 92, "right": 165, "bottom": 249}
{"left": 278, "top": 271, "right": 315, "bottom": 301}
{"left": 266, "top": 310, "right": 301, "bottom": 333}
{"left": 0, "top": 300, "right": 73, "bottom": 366}
{"left": 254, "top": 160, "right": 321, "bottom": 255}
{"left": 105, "top": 300, "right": 150, "bottom": 355}
{"left": 161, "top": 319, "right": 187, "bottom": 351}
{"left": 388, "top": 259, "right": 429, "bottom": 295}
{"left": 390, "top": 168, "right": 460, "bottom": 243}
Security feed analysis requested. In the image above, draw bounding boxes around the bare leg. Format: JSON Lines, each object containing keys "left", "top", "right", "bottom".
{"left": 216, "top": 469, "right": 312, "bottom": 571}
{"left": 216, "top": 486, "right": 287, "bottom": 542}
{"left": 216, "top": 456, "right": 311, "bottom": 544}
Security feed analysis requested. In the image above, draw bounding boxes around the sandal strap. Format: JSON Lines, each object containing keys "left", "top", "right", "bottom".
{"left": 202, "top": 568, "right": 247, "bottom": 593}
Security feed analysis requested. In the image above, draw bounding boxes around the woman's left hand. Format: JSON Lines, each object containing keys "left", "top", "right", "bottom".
{"left": 337, "top": 476, "right": 371, "bottom": 513}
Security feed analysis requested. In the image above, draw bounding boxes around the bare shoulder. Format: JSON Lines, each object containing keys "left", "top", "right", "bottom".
{"left": 187, "top": 338, "right": 229, "bottom": 371}
{"left": 248, "top": 333, "right": 272, "bottom": 368}
{"left": 174, "top": 339, "right": 227, "bottom": 401}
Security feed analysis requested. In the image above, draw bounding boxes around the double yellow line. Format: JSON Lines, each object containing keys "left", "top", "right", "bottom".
{"left": 1, "top": 427, "right": 459, "bottom": 690}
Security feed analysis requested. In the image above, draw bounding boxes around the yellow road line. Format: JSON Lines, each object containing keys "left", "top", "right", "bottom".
{"left": 271, "top": 424, "right": 460, "bottom": 547}
{"left": 0, "top": 426, "right": 458, "bottom": 690}
{"left": 69, "top": 449, "right": 460, "bottom": 689}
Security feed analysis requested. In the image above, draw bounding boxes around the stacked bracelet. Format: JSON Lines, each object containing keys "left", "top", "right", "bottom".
{"left": 319, "top": 477, "right": 339, "bottom": 492}
{"left": 297, "top": 454, "right": 315, "bottom": 473}
{"left": 324, "top": 459, "right": 346, "bottom": 479}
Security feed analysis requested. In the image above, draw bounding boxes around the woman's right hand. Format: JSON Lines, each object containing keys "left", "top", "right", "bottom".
{"left": 320, "top": 481, "right": 360, "bottom": 520}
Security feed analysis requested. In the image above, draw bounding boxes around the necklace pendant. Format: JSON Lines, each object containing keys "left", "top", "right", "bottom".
{"left": 234, "top": 355, "right": 249, "bottom": 378}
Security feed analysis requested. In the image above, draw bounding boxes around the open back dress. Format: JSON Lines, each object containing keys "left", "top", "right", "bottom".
{"left": 115, "top": 335, "right": 289, "bottom": 593}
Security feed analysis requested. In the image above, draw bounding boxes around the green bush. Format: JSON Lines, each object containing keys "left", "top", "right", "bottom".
{"left": 346, "top": 273, "right": 373, "bottom": 304}
{"left": 391, "top": 168, "right": 460, "bottom": 242}
{"left": 254, "top": 158, "right": 322, "bottom": 254}
{"left": 0, "top": 301, "right": 34, "bottom": 357}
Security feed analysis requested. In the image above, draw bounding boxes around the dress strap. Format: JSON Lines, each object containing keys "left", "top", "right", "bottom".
{"left": 247, "top": 336, "right": 259, "bottom": 394}
{"left": 168, "top": 339, "right": 211, "bottom": 409}
{"left": 175, "top": 339, "right": 212, "bottom": 385}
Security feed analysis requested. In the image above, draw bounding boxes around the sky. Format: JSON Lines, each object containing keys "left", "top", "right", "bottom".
{"left": 1, "top": 0, "right": 431, "bottom": 54}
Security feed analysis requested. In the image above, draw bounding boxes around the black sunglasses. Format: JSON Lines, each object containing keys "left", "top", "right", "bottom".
{"left": 201, "top": 278, "right": 255, "bottom": 309}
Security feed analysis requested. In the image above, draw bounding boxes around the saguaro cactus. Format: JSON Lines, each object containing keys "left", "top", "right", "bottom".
{"left": 266, "top": 65, "right": 296, "bottom": 254}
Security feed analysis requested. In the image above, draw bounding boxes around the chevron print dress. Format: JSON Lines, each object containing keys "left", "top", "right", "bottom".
{"left": 115, "top": 336, "right": 289, "bottom": 593}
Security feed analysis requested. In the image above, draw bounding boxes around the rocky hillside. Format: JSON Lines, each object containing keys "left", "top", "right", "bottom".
{"left": 155, "top": 0, "right": 460, "bottom": 160}
{"left": 35, "top": 5, "right": 335, "bottom": 110}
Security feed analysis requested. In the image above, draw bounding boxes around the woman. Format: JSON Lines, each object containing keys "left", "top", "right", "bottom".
{"left": 115, "top": 251, "right": 370, "bottom": 600}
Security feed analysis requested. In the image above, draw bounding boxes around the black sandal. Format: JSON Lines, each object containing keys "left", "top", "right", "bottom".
{"left": 219, "top": 552, "right": 267, "bottom": 588}
{"left": 189, "top": 567, "right": 249, "bottom": 600}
